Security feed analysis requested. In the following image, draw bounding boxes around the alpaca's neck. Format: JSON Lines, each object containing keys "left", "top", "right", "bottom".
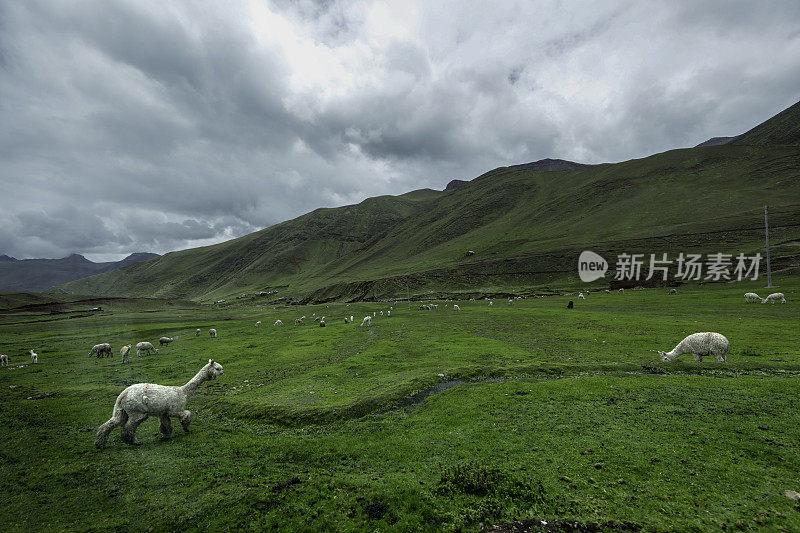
{"left": 181, "top": 368, "right": 210, "bottom": 396}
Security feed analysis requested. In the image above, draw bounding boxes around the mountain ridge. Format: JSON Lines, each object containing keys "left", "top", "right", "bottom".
{"left": 0, "top": 252, "right": 159, "bottom": 293}
{"left": 55, "top": 100, "right": 800, "bottom": 301}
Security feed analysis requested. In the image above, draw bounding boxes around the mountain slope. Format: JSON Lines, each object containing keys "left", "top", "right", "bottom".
{"left": 56, "top": 101, "right": 800, "bottom": 301}
{"left": 730, "top": 99, "right": 800, "bottom": 146}
{"left": 0, "top": 253, "right": 158, "bottom": 293}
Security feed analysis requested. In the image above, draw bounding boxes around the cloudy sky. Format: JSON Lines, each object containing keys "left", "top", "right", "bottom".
{"left": 1, "top": 0, "right": 799, "bottom": 261}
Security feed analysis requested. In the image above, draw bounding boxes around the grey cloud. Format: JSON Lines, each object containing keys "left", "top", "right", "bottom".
{"left": 1, "top": 0, "right": 799, "bottom": 261}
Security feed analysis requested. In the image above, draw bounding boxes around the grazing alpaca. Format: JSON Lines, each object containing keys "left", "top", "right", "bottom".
{"left": 567, "top": 301, "right": 574, "bottom": 309}
{"left": 30, "top": 350, "right": 38, "bottom": 363}
{"left": 360, "top": 316, "right": 372, "bottom": 327}
{"left": 159, "top": 337, "right": 174, "bottom": 347}
{"left": 668, "top": 288, "right": 677, "bottom": 295}
{"left": 0, "top": 354, "right": 8, "bottom": 366}
{"left": 294, "top": 318, "right": 303, "bottom": 326}
{"left": 658, "top": 332, "right": 729, "bottom": 363}
{"left": 453, "top": 304, "right": 461, "bottom": 311}
{"left": 578, "top": 292, "right": 585, "bottom": 300}
{"left": 209, "top": 328, "right": 217, "bottom": 338}
{"left": 120, "top": 344, "right": 131, "bottom": 364}
{"left": 94, "top": 359, "right": 224, "bottom": 447}
{"left": 195, "top": 328, "right": 201, "bottom": 336}
{"left": 255, "top": 321, "right": 261, "bottom": 327}
{"left": 135, "top": 342, "right": 158, "bottom": 357}
{"left": 744, "top": 292, "right": 760, "bottom": 303}
{"left": 274, "top": 320, "right": 284, "bottom": 326}
{"left": 89, "top": 343, "right": 112, "bottom": 358}
{"left": 761, "top": 292, "right": 786, "bottom": 304}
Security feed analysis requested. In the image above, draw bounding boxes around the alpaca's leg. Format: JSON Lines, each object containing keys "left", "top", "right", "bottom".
{"left": 158, "top": 415, "right": 173, "bottom": 439}
{"left": 121, "top": 412, "right": 148, "bottom": 445}
{"left": 693, "top": 353, "right": 702, "bottom": 362}
{"left": 95, "top": 409, "right": 128, "bottom": 448}
{"left": 178, "top": 410, "right": 192, "bottom": 432}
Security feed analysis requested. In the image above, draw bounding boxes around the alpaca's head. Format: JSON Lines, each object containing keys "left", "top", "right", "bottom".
{"left": 658, "top": 350, "right": 674, "bottom": 362}
{"left": 206, "top": 359, "right": 224, "bottom": 379}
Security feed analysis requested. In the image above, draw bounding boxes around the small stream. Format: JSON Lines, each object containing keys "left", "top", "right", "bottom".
{"left": 390, "top": 377, "right": 505, "bottom": 411}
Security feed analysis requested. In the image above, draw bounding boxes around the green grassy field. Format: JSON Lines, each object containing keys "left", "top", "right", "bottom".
{"left": 2, "top": 280, "right": 799, "bottom": 531}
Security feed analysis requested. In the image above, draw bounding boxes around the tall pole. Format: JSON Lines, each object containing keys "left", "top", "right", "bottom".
{"left": 765, "top": 205, "right": 772, "bottom": 288}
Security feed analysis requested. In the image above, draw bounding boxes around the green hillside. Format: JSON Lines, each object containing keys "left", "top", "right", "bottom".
{"left": 57, "top": 102, "right": 800, "bottom": 302}
{"left": 731, "top": 99, "right": 800, "bottom": 146}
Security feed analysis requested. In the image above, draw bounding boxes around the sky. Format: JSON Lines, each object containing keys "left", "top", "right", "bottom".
{"left": 1, "top": 0, "right": 799, "bottom": 262}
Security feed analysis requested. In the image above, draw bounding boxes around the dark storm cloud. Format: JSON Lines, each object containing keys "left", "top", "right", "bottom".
{"left": 1, "top": 0, "right": 799, "bottom": 261}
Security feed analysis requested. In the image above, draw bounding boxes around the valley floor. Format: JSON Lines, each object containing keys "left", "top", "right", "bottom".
{"left": 1, "top": 281, "right": 799, "bottom": 531}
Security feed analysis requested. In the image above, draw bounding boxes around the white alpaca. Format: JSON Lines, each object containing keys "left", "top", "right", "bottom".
{"left": 195, "top": 328, "right": 201, "bottom": 336}
{"left": 255, "top": 321, "right": 261, "bottom": 327}
{"left": 380, "top": 311, "right": 384, "bottom": 316}
{"left": 360, "top": 316, "right": 372, "bottom": 326}
{"left": 294, "top": 318, "right": 303, "bottom": 325}
{"left": 453, "top": 304, "right": 461, "bottom": 311}
{"left": 89, "top": 343, "right": 112, "bottom": 358}
{"left": 669, "top": 289, "right": 677, "bottom": 295}
{"left": 618, "top": 288, "right": 624, "bottom": 293}
{"left": 120, "top": 344, "right": 131, "bottom": 364}
{"left": 387, "top": 310, "right": 391, "bottom": 317}
{"left": 274, "top": 320, "right": 283, "bottom": 326}
{"left": 658, "top": 332, "right": 729, "bottom": 363}
{"left": 373, "top": 311, "right": 376, "bottom": 317}
{"left": 350, "top": 315, "right": 354, "bottom": 323}
{"left": 135, "top": 342, "right": 158, "bottom": 357}
{"left": 30, "top": 349, "right": 38, "bottom": 363}
{"left": 94, "top": 359, "right": 224, "bottom": 447}
{"left": 0, "top": 354, "right": 8, "bottom": 367}
{"left": 489, "top": 301, "right": 493, "bottom": 306}
{"left": 578, "top": 293, "right": 585, "bottom": 300}
{"left": 209, "top": 328, "right": 217, "bottom": 338}
{"left": 508, "top": 299, "right": 514, "bottom": 305}
{"left": 744, "top": 292, "right": 761, "bottom": 303}
{"left": 761, "top": 292, "right": 786, "bottom": 304}
{"left": 605, "top": 290, "right": 611, "bottom": 294}
{"left": 159, "top": 336, "right": 174, "bottom": 347}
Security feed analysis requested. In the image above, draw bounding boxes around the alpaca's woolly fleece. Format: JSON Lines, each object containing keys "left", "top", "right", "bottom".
{"left": 94, "top": 359, "right": 224, "bottom": 447}
{"left": 89, "top": 343, "right": 112, "bottom": 358}
{"left": 255, "top": 321, "right": 261, "bottom": 327}
{"left": 294, "top": 318, "right": 303, "bottom": 325}
{"left": 669, "top": 289, "right": 677, "bottom": 295}
{"left": 120, "top": 345, "right": 131, "bottom": 364}
{"left": 578, "top": 293, "right": 585, "bottom": 300}
{"left": 209, "top": 329, "right": 217, "bottom": 338}
{"left": 0, "top": 354, "right": 8, "bottom": 366}
{"left": 619, "top": 288, "right": 624, "bottom": 292}
{"left": 350, "top": 315, "right": 354, "bottom": 323}
{"left": 744, "top": 292, "right": 761, "bottom": 303}
{"left": 30, "top": 350, "right": 38, "bottom": 363}
{"left": 659, "top": 332, "right": 729, "bottom": 363}
{"left": 453, "top": 304, "right": 461, "bottom": 311}
{"left": 274, "top": 320, "right": 283, "bottom": 326}
{"left": 360, "top": 316, "right": 372, "bottom": 326}
{"left": 159, "top": 337, "right": 174, "bottom": 347}
{"left": 761, "top": 292, "right": 786, "bottom": 304}
{"left": 135, "top": 342, "right": 158, "bottom": 357}
{"left": 195, "top": 329, "right": 201, "bottom": 336}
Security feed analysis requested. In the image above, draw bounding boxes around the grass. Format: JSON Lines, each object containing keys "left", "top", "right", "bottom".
{"left": 2, "top": 280, "right": 800, "bottom": 531}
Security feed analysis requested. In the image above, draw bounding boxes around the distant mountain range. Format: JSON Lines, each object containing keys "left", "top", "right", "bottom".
{"left": 56, "top": 98, "right": 800, "bottom": 302}
{"left": 0, "top": 252, "right": 159, "bottom": 293}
